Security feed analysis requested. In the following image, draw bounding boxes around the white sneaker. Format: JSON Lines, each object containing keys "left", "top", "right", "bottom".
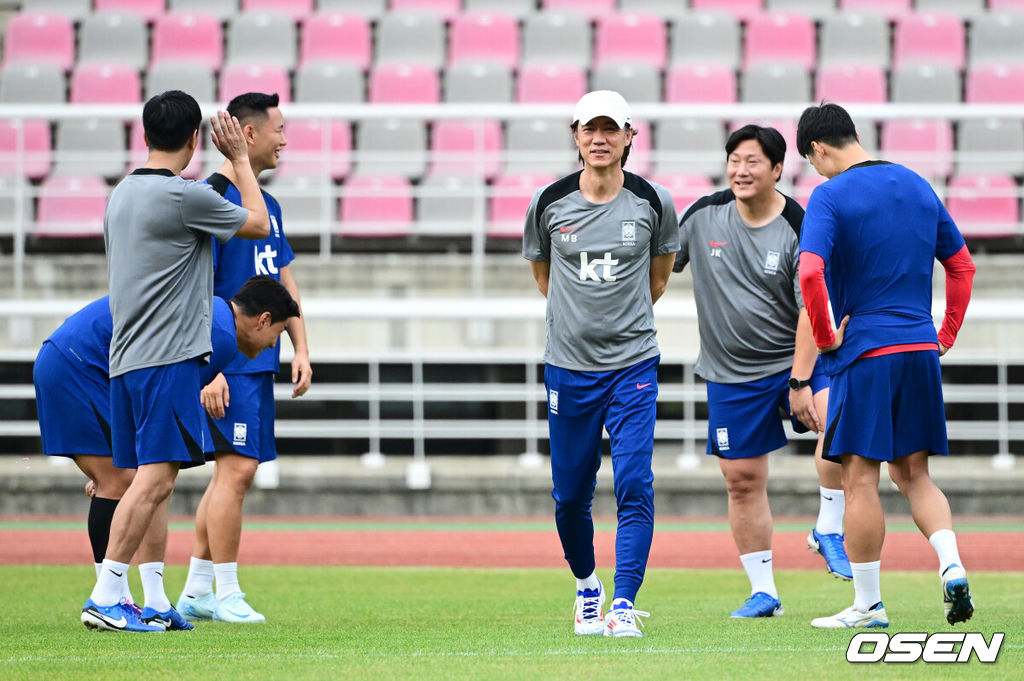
{"left": 603, "top": 599, "right": 648, "bottom": 638}
{"left": 811, "top": 602, "right": 889, "bottom": 629}
{"left": 212, "top": 592, "right": 266, "bottom": 623}
{"left": 942, "top": 564, "right": 974, "bottom": 625}
{"left": 573, "top": 579, "right": 605, "bottom": 635}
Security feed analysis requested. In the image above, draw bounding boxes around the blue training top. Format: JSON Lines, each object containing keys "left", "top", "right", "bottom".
{"left": 799, "top": 161, "right": 965, "bottom": 376}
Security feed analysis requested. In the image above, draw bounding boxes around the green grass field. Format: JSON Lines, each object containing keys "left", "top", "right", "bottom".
{"left": 1, "top": 566, "right": 1020, "bottom": 681}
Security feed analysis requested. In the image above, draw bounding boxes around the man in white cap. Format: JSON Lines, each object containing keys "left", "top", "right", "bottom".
{"left": 522, "top": 90, "right": 679, "bottom": 638}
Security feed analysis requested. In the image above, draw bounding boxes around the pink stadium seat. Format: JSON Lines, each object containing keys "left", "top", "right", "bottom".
{"left": 893, "top": 13, "right": 965, "bottom": 70}
{"left": 390, "top": 0, "right": 462, "bottom": 21}
{"left": 35, "top": 175, "right": 109, "bottom": 238}
{"left": 241, "top": 0, "right": 315, "bottom": 20}
{"left": 129, "top": 121, "right": 203, "bottom": 178}
{"left": 2, "top": 12, "right": 75, "bottom": 72}
{"left": 966, "top": 64, "right": 1024, "bottom": 104}
{"left": 815, "top": 64, "right": 886, "bottom": 103}
{"left": 839, "top": 0, "right": 911, "bottom": 21}
{"left": 665, "top": 64, "right": 737, "bottom": 103}
{"left": 744, "top": 13, "right": 816, "bottom": 71}
{"left": 626, "top": 120, "right": 652, "bottom": 176}
{"left": 0, "top": 120, "right": 51, "bottom": 180}
{"left": 430, "top": 120, "right": 503, "bottom": 179}
{"left": 277, "top": 119, "right": 352, "bottom": 180}
{"left": 517, "top": 64, "right": 587, "bottom": 103}
{"left": 794, "top": 172, "right": 826, "bottom": 208}
{"left": 70, "top": 63, "right": 141, "bottom": 104}
{"left": 690, "top": 0, "right": 764, "bottom": 22}
{"left": 300, "top": 12, "right": 372, "bottom": 70}
{"left": 448, "top": 12, "right": 520, "bottom": 69}
{"left": 94, "top": 0, "right": 165, "bottom": 22}
{"left": 369, "top": 63, "right": 440, "bottom": 103}
{"left": 880, "top": 119, "right": 953, "bottom": 179}
{"left": 338, "top": 175, "right": 413, "bottom": 237}
{"left": 594, "top": 13, "right": 667, "bottom": 70}
{"left": 989, "top": 0, "right": 1024, "bottom": 10}
{"left": 220, "top": 63, "right": 292, "bottom": 103}
{"left": 946, "top": 174, "right": 1020, "bottom": 238}
{"left": 152, "top": 12, "right": 224, "bottom": 69}
{"left": 542, "top": 0, "right": 616, "bottom": 20}
{"left": 488, "top": 173, "right": 555, "bottom": 238}
{"left": 650, "top": 173, "right": 714, "bottom": 213}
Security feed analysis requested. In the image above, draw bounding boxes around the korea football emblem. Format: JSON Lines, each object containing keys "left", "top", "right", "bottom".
{"left": 621, "top": 221, "right": 636, "bottom": 245}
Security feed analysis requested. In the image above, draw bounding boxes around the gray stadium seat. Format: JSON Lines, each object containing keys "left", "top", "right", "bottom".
{"left": 503, "top": 119, "right": 578, "bottom": 177}
{"left": 522, "top": 12, "right": 592, "bottom": 68}
{"left": 0, "top": 176, "right": 35, "bottom": 236}
{"left": 295, "top": 62, "right": 365, "bottom": 103}
{"left": 21, "top": 0, "right": 91, "bottom": 22}
{"left": 354, "top": 119, "right": 429, "bottom": 179}
{"left": 669, "top": 12, "right": 741, "bottom": 69}
{"left": 853, "top": 118, "right": 879, "bottom": 154}
{"left": 464, "top": 0, "right": 536, "bottom": 18}
{"left": 741, "top": 63, "right": 810, "bottom": 103}
{"left": 590, "top": 62, "right": 662, "bottom": 104}
{"left": 145, "top": 62, "right": 216, "bottom": 103}
{"left": 765, "top": 0, "right": 837, "bottom": 18}
{"left": 444, "top": 62, "right": 513, "bottom": 103}
{"left": 168, "top": 0, "right": 240, "bottom": 21}
{"left": 819, "top": 12, "right": 890, "bottom": 69}
{"left": 79, "top": 12, "right": 149, "bottom": 72}
{"left": 375, "top": 12, "right": 446, "bottom": 70}
{"left": 653, "top": 119, "right": 728, "bottom": 178}
{"left": 267, "top": 173, "right": 336, "bottom": 236}
{"left": 415, "top": 174, "right": 487, "bottom": 237}
{"left": 957, "top": 118, "right": 1024, "bottom": 176}
{"left": 891, "top": 62, "right": 962, "bottom": 103}
{"left": 316, "top": 0, "right": 387, "bottom": 19}
{"left": 53, "top": 119, "right": 128, "bottom": 179}
{"left": 226, "top": 12, "right": 298, "bottom": 71}
{"left": 969, "top": 13, "right": 1024, "bottom": 67}
{"left": 0, "top": 63, "right": 65, "bottom": 104}
{"left": 618, "top": 0, "right": 688, "bottom": 19}
{"left": 916, "top": 0, "right": 985, "bottom": 17}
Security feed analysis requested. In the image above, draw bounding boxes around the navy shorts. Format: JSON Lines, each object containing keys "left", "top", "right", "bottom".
{"left": 822, "top": 350, "right": 948, "bottom": 464}
{"left": 110, "top": 359, "right": 207, "bottom": 469}
{"left": 705, "top": 362, "right": 829, "bottom": 460}
{"left": 205, "top": 372, "right": 277, "bottom": 462}
{"left": 34, "top": 342, "right": 111, "bottom": 458}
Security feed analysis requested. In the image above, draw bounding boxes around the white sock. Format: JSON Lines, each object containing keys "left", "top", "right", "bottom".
{"left": 90, "top": 559, "right": 130, "bottom": 607}
{"left": 214, "top": 562, "right": 241, "bottom": 599}
{"left": 739, "top": 550, "right": 778, "bottom": 599}
{"left": 139, "top": 561, "right": 171, "bottom": 612}
{"left": 182, "top": 556, "right": 215, "bottom": 597}
{"left": 576, "top": 572, "right": 600, "bottom": 592}
{"left": 815, "top": 487, "right": 845, "bottom": 535}
{"left": 928, "top": 529, "right": 964, "bottom": 576}
{"left": 94, "top": 562, "right": 102, "bottom": 579}
{"left": 851, "top": 560, "right": 882, "bottom": 612}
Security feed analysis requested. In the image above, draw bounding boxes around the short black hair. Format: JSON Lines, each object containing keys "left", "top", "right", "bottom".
{"left": 231, "top": 275, "right": 300, "bottom": 324}
{"left": 725, "top": 124, "right": 786, "bottom": 167}
{"left": 796, "top": 102, "right": 859, "bottom": 158}
{"left": 570, "top": 121, "right": 634, "bottom": 169}
{"left": 142, "top": 90, "right": 202, "bottom": 152}
{"left": 227, "top": 92, "right": 280, "bottom": 126}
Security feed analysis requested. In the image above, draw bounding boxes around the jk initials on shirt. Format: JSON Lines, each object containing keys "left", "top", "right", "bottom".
{"left": 254, "top": 244, "right": 279, "bottom": 275}
{"left": 579, "top": 251, "right": 618, "bottom": 282}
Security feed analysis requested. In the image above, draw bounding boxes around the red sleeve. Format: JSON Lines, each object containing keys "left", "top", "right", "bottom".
{"left": 937, "top": 244, "right": 975, "bottom": 349}
{"left": 799, "top": 252, "right": 835, "bottom": 349}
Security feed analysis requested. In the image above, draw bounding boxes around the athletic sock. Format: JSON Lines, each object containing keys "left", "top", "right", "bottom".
{"left": 139, "top": 561, "right": 171, "bottom": 612}
{"left": 214, "top": 562, "right": 241, "bottom": 600}
{"left": 576, "top": 572, "right": 601, "bottom": 592}
{"left": 90, "top": 559, "right": 130, "bottom": 607}
{"left": 739, "top": 550, "right": 778, "bottom": 599}
{"left": 928, "top": 529, "right": 964, "bottom": 576}
{"left": 815, "top": 487, "right": 845, "bottom": 535}
{"left": 851, "top": 560, "right": 883, "bottom": 612}
{"left": 94, "top": 562, "right": 102, "bottom": 579}
{"left": 182, "top": 556, "right": 215, "bottom": 597}
{"left": 87, "top": 496, "right": 119, "bottom": 564}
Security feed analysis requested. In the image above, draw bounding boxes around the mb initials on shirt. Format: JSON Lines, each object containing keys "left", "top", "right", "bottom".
{"left": 254, "top": 244, "right": 279, "bottom": 275}
{"left": 579, "top": 251, "right": 618, "bottom": 282}
{"left": 233, "top": 422, "right": 247, "bottom": 447}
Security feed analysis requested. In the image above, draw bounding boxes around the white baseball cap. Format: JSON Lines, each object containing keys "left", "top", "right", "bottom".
{"left": 572, "top": 90, "right": 632, "bottom": 129}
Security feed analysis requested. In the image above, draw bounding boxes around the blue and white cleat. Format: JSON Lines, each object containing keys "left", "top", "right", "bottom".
{"left": 730, "top": 592, "right": 783, "bottom": 618}
{"left": 808, "top": 529, "right": 853, "bottom": 581}
{"left": 811, "top": 602, "right": 889, "bottom": 629}
{"left": 603, "top": 599, "right": 648, "bottom": 638}
{"left": 141, "top": 605, "right": 194, "bottom": 631}
{"left": 573, "top": 579, "right": 605, "bottom": 635}
{"left": 213, "top": 592, "right": 266, "bottom": 623}
{"left": 176, "top": 591, "right": 217, "bottom": 621}
{"left": 81, "top": 599, "right": 164, "bottom": 632}
{"left": 942, "top": 564, "right": 974, "bottom": 625}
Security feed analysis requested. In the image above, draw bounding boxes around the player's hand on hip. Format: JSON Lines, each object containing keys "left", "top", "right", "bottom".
{"left": 291, "top": 353, "right": 312, "bottom": 398}
{"left": 790, "top": 387, "right": 821, "bottom": 433}
{"left": 201, "top": 372, "right": 230, "bottom": 419}
{"left": 210, "top": 110, "right": 249, "bottom": 163}
{"left": 938, "top": 343, "right": 949, "bottom": 356}
{"left": 818, "top": 315, "right": 850, "bottom": 354}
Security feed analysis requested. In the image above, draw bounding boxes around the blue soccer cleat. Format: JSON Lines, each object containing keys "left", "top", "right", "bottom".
{"left": 176, "top": 591, "right": 217, "bottom": 621}
{"left": 81, "top": 599, "right": 165, "bottom": 632}
{"left": 730, "top": 592, "right": 783, "bottom": 618}
{"left": 808, "top": 528, "right": 853, "bottom": 581}
{"left": 141, "top": 605, "right": 195, "bottom": 631}
{"left": 942, "top": 564, "right": 974, "bottom": 625}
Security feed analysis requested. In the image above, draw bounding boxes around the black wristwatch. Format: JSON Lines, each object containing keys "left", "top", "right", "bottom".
{"left": 789, "top": 377, "right": 811, "bottom": 390}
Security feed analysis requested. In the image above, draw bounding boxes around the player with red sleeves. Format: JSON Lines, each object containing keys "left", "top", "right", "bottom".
{"left": 795, "top": 103, "right": 976, "bottom": 629}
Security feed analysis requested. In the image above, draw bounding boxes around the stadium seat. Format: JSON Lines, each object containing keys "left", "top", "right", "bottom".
{"left": 946, "top": 174, "right": 1020, "bottom": 238}
{"left": 891, "top": 63, "right": 961, "bottom": 103}
{"left": 650, "top": 173, "right": 715, "bottom": 213}
{"left": 990, "top": 0, "right": 1024, "bottom": 11}
{"left": 488, "top": 173, "right": 555, "bottom": 238}
{"left": 338, "top": 175, "right": 414, "bottom": 238}
{"left": 94, "top": 0, "right": 166, "bottom": 22}
{"left": 880, "top": 119, "right": 953, "bottom": 179}
{"left": 0, "top": 176, "right": 36, "bottom": 235}
{"left": 966, "top": 64, "right": 1024, "bottom": 104}
{"left": 838, "top": 0, "right": 911, "bottom": 21}
{"left": 504, "top": 119, "right": 577, "bottom": 176}
{"left": 295, "top": 61, "right": 365, "bottom": 103}
{"left": 0, "top": 121, "right": 51, "bottom": 180}
{"left": 316, "top": 0, "right": 385, "bottom": 18}
{"left": 522, "top": 12, "right": 592, "bottom": 68}
{"left": 78, "top": 12, "right": 149, "bottom": 71}
{"left": 241, "top": 0, "right": 315, "bottom": 20}
{"left": 375, "top": 12, "right": 446, "bottom": 70}
{"left": 653, "top": 120, "right": 727, "bottom": 178}
{"left": 915, "top": 0, "right": 985, "bottom": 17}
{"left": 226, "top": 12, "right": 298, "bottom": 71}
{"left": 391, "top": 0, "right": 462, "bottom": 20}
{"left": 793, "top": 172, "right": 826, "bottom": 208}
{"left": 3, "top": 12, "right": 75, "bottom": 72}
{"left": 893, "top": 12, "right": 965, "bottom": 71}
{"left": 0, "top": 63, "right": 65, "bottom": 104}
{"left": 277, "top": 119, "right": 352, "bottom": 180}
{"left": 818, "top": 12, "right": 890, "bottom": 69}
{"left": 624, "top": 120, "right": 653, "bottom": 176}
{"left": 665, "top": 64, "right": 737, "bottom": 103}
{"left": 20, "top": 0, "right": 90, "bottom": 22}
{"left": 744, "top": 12, "right": 816, "bottom": 71}
{"left": 690, "top": 0, "right": 764, "bottom": 22}
{"left": 70, "top": 64, "right": 141, "bottom": 104}
{"left": 353, "top": 119, "right": 429, "bottom": 179}
{"left": 590, "top": 63, "right": 662, "bottom": 104}
{"left": 300, "top": 12, "right": 372, "bottom": 70}
{"left": 593, "top": 13, "right": 667, "bottom": 70}
{"left": 957, "top": 118, "right": 1024, "bottom": 176}
{"left": 542, "top": 0, "right": 616, "bottom": 20}
{"left": 517, "top": 64, "right": 587, "bottom": 103}
{"left": 369, "top": 63, "right": 440, "bottom": 104}
{"left": 853, "top": 118, "right": 879, "bottom": 153}
{"left": 741, "top": 63, "right": 810, "bottom": 104}
{"left": 168, "top": 0, "right": 240, "bottom": 20}
{"left": 448, "top": 12, "right": 520, "bottom": 70}
{"left": 765, "top": 0, "right": 834, "bottom": 18}
{"left": 151, "top": 13, "right": 224, "bottom": 70}
{"left": 619, "top": 0, "right": 690, "bottom": 18}
{"left": 429, "top": 120, "right": 503, "bottom": 180}
{"left": 416, "top": 174, "right": 487, "bottom": 236}
{"left": 54, "top": 118, "right": 128, "bottom": 179}
{"left": 669, "top": 12, "right": 741, "bottom": 69}
{"left": 815, "top": 64, "right": 887, "bottom": 103}
{"left": 444, "top": 62, "right": 513, "bottom": 103}
{"left": 34, "top": 175, "right": 109, "bottom": 238}
{"left": 219, "top": 63, "right": 292, "bottom": 103}
{"left": 129, "top": 121, "right": 204, "bottom": 178}
{"left": 969, "top": 13, "right": 1024, "bottom": 67}
{"left": 266, "top": 174, "right": 335, "bottom": 236}
{"left": 465, "top": 0, "right": 535, "bottom": 18}
{"left": 146, "top": 62, "right": 217, "bottom": 102}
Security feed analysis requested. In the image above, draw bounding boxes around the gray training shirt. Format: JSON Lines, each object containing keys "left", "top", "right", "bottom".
{"left": 105, "top": 169, "right": 248, "bottom": 378}
{"left": 674, "top": 188, "right": 804, "bottom": 384}
{"left": 523, "top": 170, "right": 679, "bottom": 371}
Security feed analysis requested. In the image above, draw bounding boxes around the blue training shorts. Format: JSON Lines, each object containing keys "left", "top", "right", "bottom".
{"left": 205, "top": 371, "right": 277, "bottom": 462}
{"left": 34, "top": 341, "right": 111, "bottom": 458}
{"left": 110, "top": 358, "right": 207, "bottom": 470}
{"left": 822, "top": 350, "right": 948, "bottom": 464}
{"left": 705, "top": 362, "right": 829, "bottom": 460}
